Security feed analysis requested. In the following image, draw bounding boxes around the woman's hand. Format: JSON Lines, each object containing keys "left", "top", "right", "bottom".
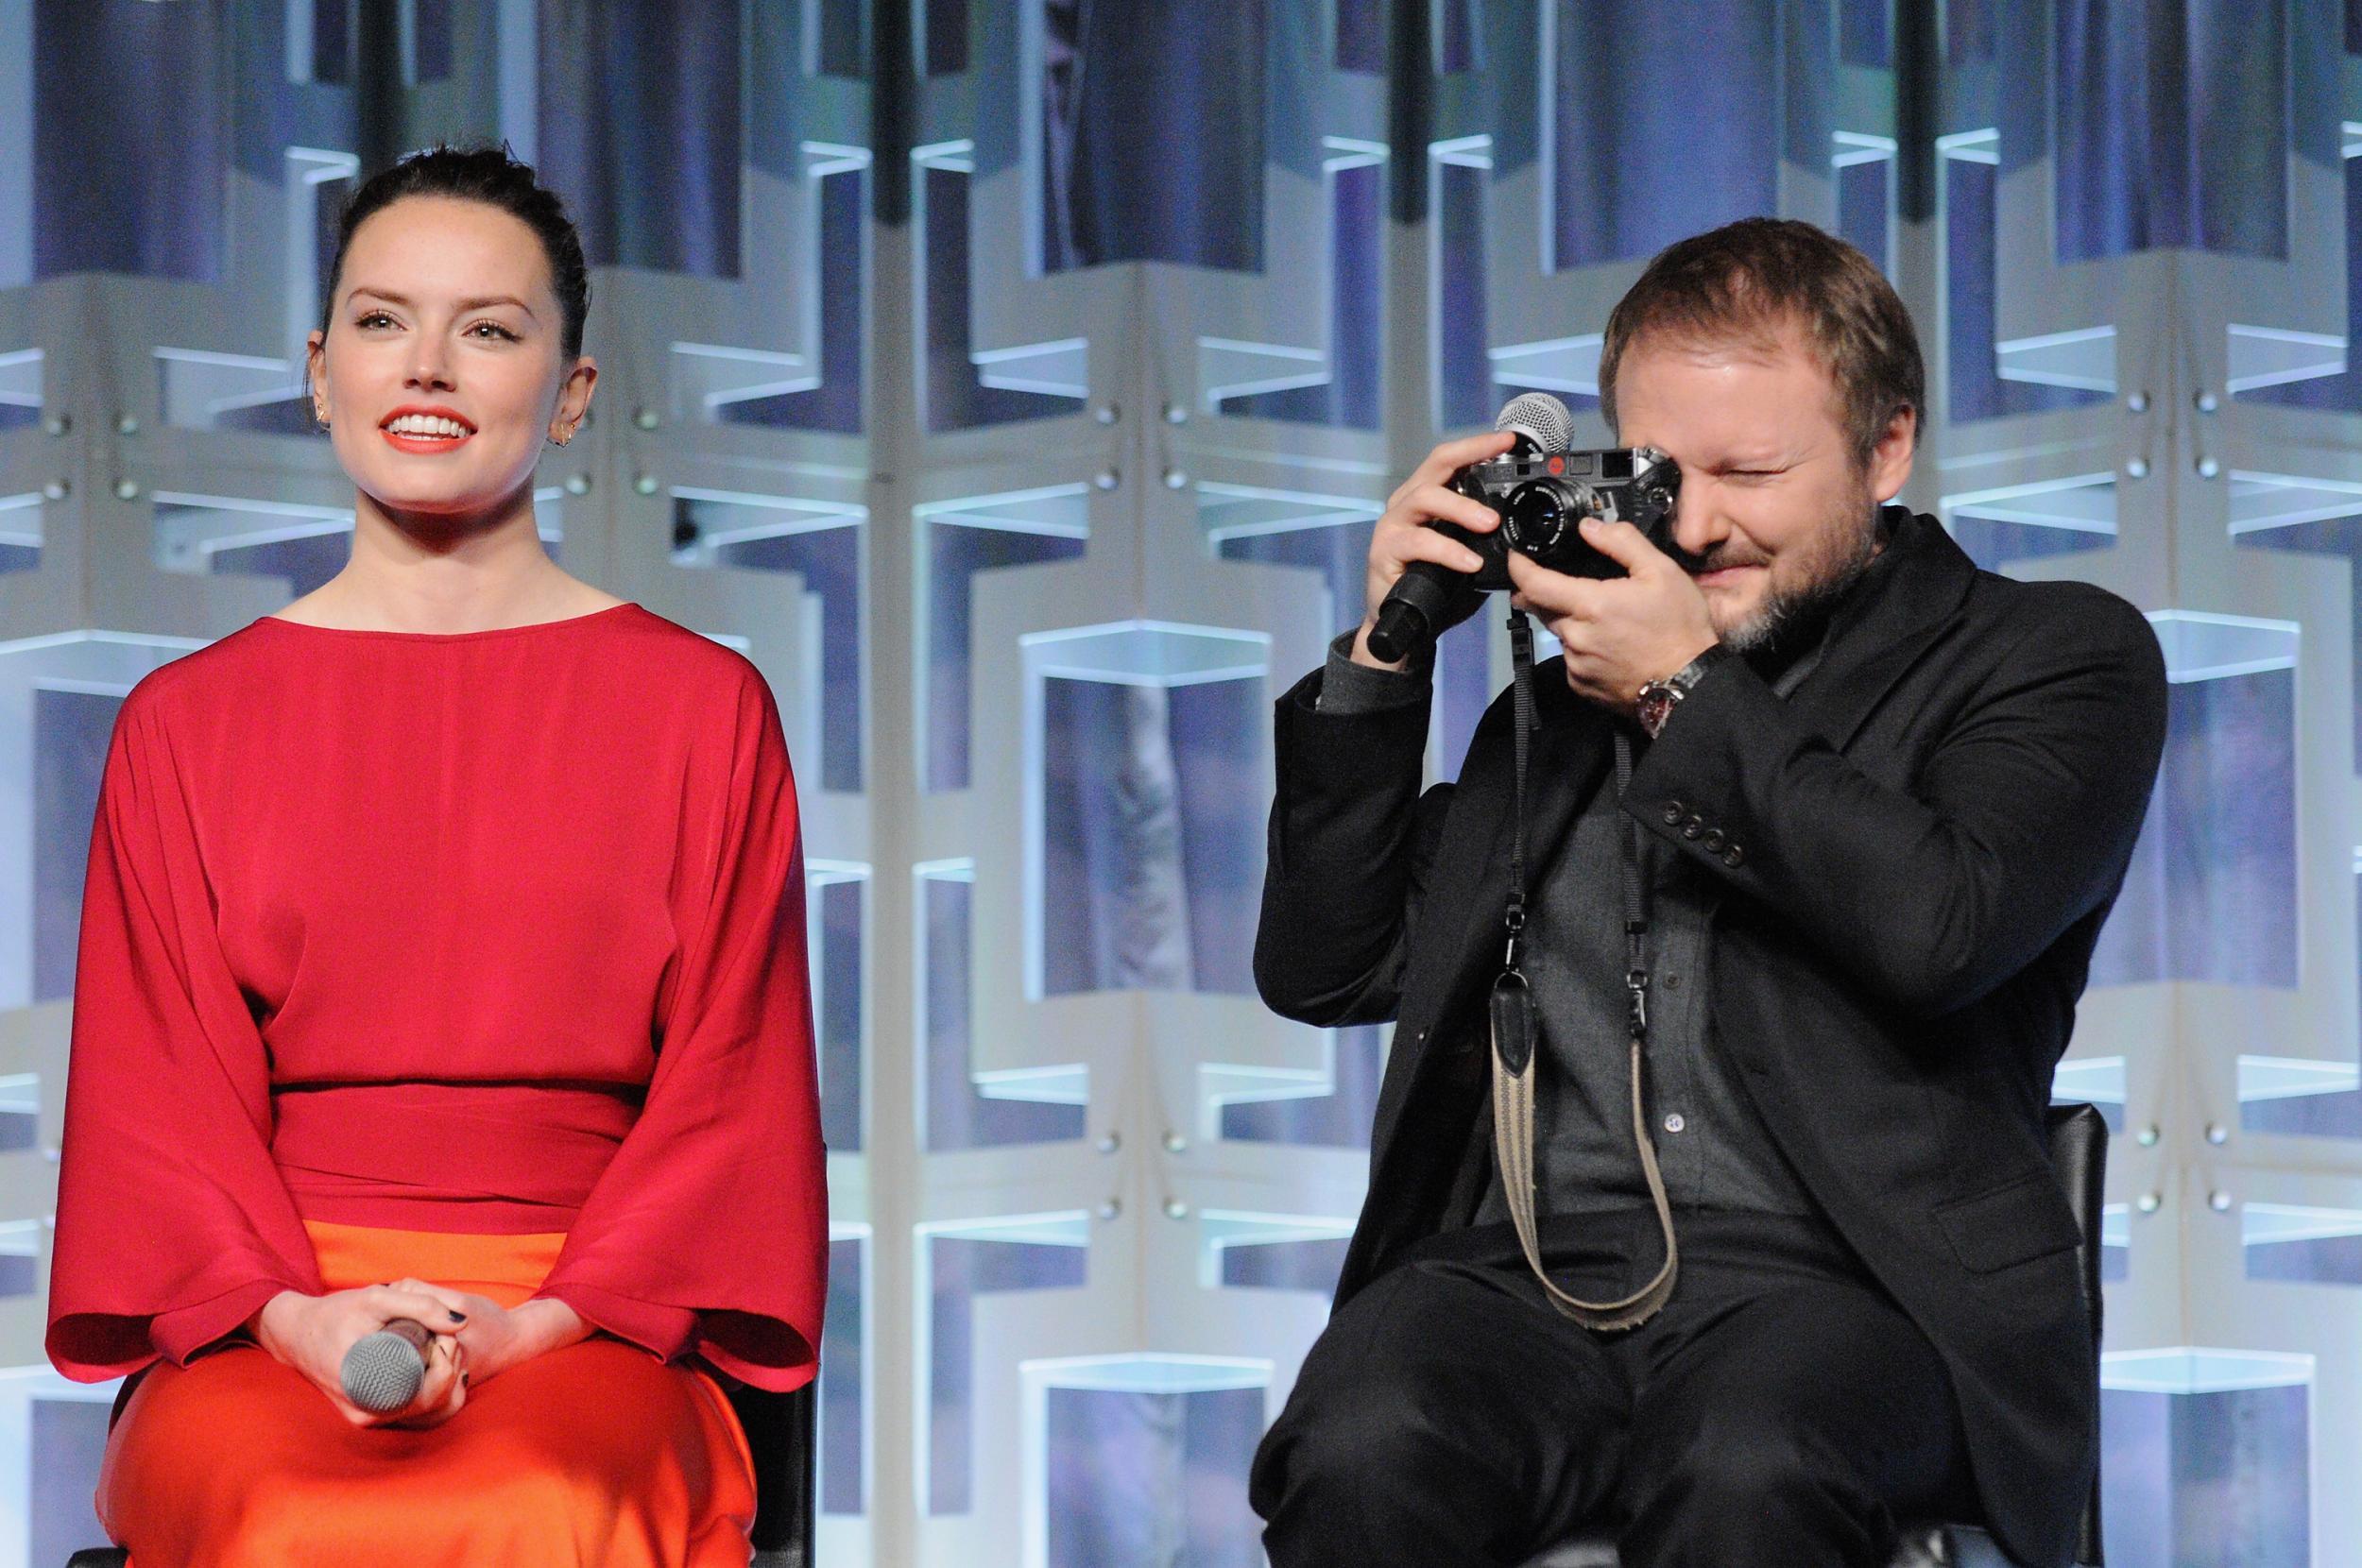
{"left": 248, "top": 1285, "right": 470, "bottom": 1429}
{"left": 375, "top": 1277, "right": 592, "bottom": 1385}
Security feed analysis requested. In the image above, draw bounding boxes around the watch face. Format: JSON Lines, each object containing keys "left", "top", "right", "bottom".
{"left": 1636, "top": 686, "right": 1676, "bottom": 736}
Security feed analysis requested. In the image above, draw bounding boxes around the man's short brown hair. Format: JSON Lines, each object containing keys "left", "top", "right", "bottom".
{"left": 1597, "top": 217, "right": 1924, "bottom": 470}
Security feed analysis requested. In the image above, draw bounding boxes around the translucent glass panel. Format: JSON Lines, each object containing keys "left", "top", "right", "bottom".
{"left": 924, "top": 510, "right": 1088, "bottom": 793}
{"left": 0, "top": 496, "right": 37, "bottom": 575}
{"left": 1208, "top": 511, "right": 1494, "bottom": 783}
{"left": 2089, "top": 667, "right": 2296, "bottom": 990}
{"left": 0, "top": 349, "right": 43, "bottom": 436}
{"left": 31, "top": 0, "right": 224, "bottom": 282}
{"left": 919, "top": 161, "right": 1088, "bottom": 431}
{"left": 811, "top": 870, "right": 865, "bottom": 1152}
{"left": 1038, "top": 0, "right": 1266, "bottom": 274}
{"left": 690, "top": 499, "right": 864, "bottom": 793}
{"left": 2242, "top": 1204, "right": 2362, "bottom": 1287}
{"left": 2099, "top": 1352, "right": 2313, "bottom": 1565}
{"left": 1942, "top": 149, "right": 2112, "bottom": 423}
{"left": 536, "top": 0, "right": 745, "bottom": 276}
{"left": 1214, "top": 158, "right": 1380, "bottom": 430}
{"left": 1039, "top": 675, "right": 1260, "bottom": 997}
{"left": 1217, "top": 1233, "right": 1351, "bottom": 1291}
{"left": 920, "top": 869, "right": 1086, "bottom": 1150}
{"left": 2243, "top": 159, "right": 2362, "bottom": 413}
{"left": 822, "top": 1234, "right": 866, "bottom": 1515}
{"left": 31, "top": 687, "right": 116, "bottom": 1006}
{"left": 2052, "top": 0, "right": 2292, "bottom": 263}
{"left": 1547, "top": 0, "right": 1778, "bottom": 271}
{"left": 1044, "top": 1384, "right": 1262, "bottom": 1567}
{"left": 26, "top": 1388, "right": 112, "bottom": 1568}
{"left": 1219, "top": 1026, "right": 1385, "bottom": 1150}
{"left": 1834, "top": 149, "right": 1892, "bottom": 278}
{"left": 925, "top": 1229, "right": 1087, "bottom": 1514}
{"left": 711, "top": 164, "right": 864, "bottom": 435}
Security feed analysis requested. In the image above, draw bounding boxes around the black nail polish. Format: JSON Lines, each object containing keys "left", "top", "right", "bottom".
{"left": 449, "top": 1310, "right": 467, "bottom": 1321}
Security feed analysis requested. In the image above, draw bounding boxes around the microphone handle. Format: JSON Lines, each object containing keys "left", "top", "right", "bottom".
{"left": 1366, "top": 561, "right": 1461, "bottom": 667}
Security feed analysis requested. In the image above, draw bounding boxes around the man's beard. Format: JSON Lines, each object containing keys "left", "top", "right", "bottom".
{"left": 1680, "top": 496, "right": 1885, "bottom": 657}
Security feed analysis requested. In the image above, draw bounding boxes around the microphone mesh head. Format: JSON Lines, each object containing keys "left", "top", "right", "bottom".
{"left": 1496, "top": 392, "right": 1575, "bottom": 453}
{"left": 342, "top": 1330, "right": 427, "bottom": 1413}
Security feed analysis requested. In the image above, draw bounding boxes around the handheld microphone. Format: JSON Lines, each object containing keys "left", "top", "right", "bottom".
{"left": 341, "top": 1316, "right": 434, "bottom": 1413}
{"left": 1365, "top": 393, "right": 1577, "bottom": 666}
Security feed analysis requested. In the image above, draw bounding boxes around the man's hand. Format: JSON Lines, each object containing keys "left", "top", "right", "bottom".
{"left": 1351, "top": 430, "right": 1517, "bottom": 671}
{"left": 1506, "top": 516, "right": 1718, "bottom": 712}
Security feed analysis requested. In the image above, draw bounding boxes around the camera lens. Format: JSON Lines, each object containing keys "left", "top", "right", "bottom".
{"left": 1502, "top": 478, "right": 1593, "bottom": 559}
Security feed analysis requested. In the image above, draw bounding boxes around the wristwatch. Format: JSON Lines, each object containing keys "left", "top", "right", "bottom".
{"left": 1635, "top": 644, "right": 1732, "bottom": 739}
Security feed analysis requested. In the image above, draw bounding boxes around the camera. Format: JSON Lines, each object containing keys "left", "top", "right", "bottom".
{"left": 1436, "top": 445, "right": 1682, "bottom": 588}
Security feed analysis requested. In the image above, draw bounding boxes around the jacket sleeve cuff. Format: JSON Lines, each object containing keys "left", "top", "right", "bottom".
{"left": 532, "top": 1282, "right": 699, "bottom": 1365}
{"left": 1316, "top": 631, "right": 1432, "bottom": 715}
{"left": 149, "top": 1277, "right": 304, "bottom": 1368}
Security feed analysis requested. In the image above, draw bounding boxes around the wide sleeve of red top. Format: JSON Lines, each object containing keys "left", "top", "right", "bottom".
{"left": 46, "top": 690, "right": 325, "bottom": 1381}
{"left": 528, "top": 668, "right": 829, "bottom": 1392}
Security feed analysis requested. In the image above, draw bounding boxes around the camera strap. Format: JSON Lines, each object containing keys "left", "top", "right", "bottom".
{"left": 1488, "top": 606, "right": 1679, "bottom": 1331}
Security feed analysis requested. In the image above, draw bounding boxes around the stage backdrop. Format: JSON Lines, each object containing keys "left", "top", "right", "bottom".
{"left": 0, "top": 1, "right": 2356, "bottom": 1564}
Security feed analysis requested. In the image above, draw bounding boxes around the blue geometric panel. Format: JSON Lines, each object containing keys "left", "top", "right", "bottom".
{"left": 2099, "top": 1351, "right": 2312, "bottom": 1567}
{"left": 812, "top": 868, "right": 866, "bottom": 1153}
{"left": 2089, "top": 659, "right": 2296, "bottom": 991}
{"left": 32, "top": 0, "right": 226, "bottom": 282}
{"left": 822, "top": 1233, "right": 866, "bottom": 1516}
{"left": 1220, "top": 1026, "right": 1385, "bottom": 1150}
{"left": 1044, "top": 1381, "right": 1262, "bottom": 1568}
{"left": 1547, "top": 0, "right": 1783, "bottom": 270}
{"left": 1038, "top": 673, "right": 1262, "bottom": 997}
{"left": 921, "top": 868, "right": 1087, "bottom": 1151}
{"left": 31, "top": 688, "right": 113, "bottom": 1006}
{"left": 1037, "top": 0, "right": 1266, "bottom": 274}
{"left": 536, "top": 0, "right": 745, "bottom": 277}
{"left": 686, "top": 496, "right": 865, "bottom": 793}
{"left": 925, "top": 1223, "right": 1087, "bottom": 1515}
{"left": 2052, "top": 0, "right": 2293, "bottom": 263}
{"left": 923, "top": 494, "right": 1091, "bottom": 793}
{"left": 2243, "top": 158, "right": 2362, "bottom": 413}
{"left": 1943, "top": 148, "right": 2112, "bottom": 421}
{"left": 917, "top": 156, "right": 1087, "bottom": 431}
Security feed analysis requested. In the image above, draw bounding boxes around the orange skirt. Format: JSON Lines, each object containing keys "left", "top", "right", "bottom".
{"left": 95, "top": 1219, "right": 757, "bottom": 1568}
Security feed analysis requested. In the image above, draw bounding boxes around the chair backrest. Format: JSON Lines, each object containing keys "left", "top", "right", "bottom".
{"left": 2043, "top": 1100, "right": 2108, "bottom": 1568}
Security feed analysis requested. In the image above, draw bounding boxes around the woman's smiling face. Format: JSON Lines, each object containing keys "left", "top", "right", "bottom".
{"left": 308, "top": 195, "right": 593, "bottom": 520}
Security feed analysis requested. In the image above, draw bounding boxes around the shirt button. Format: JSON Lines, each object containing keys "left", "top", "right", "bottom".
{"left": 1682, "top": 815, "right": 1705, "bottom": 840}
{"left": 1663, "top": 974, "right": 1680, "bottom": 989}
{"left": 1663, "top": 1113, "right": 1686, "bottom": 1133}
{"left": 1662, "top": 803, "right": 1686, "bottom": 826}
{"left": 1702, "top": 829, "right": 1725, "bottom": 852}
{"left": 1722, "top": 844, "right": 1745, "bottom": 867}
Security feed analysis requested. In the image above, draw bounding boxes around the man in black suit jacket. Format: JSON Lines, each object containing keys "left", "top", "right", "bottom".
{"left": 1246, "top": 220, "right": 2166, "bottom": 1568}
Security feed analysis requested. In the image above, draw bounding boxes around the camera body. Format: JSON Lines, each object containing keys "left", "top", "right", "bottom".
{"left": 1437, "top": 445, "right": 1681, "bottom": 588}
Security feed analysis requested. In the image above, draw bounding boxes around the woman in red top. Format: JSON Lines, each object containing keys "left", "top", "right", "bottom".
{"left": 44, "top": 145, "right": 827, "bottom": 1566}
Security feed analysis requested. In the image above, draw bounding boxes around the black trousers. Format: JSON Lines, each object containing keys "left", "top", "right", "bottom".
{"left": 1250, "top": 1207, "right": 1976, "bottom": 1568}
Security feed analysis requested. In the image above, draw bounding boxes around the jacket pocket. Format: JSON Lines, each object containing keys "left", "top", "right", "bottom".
{"left": 1932, "top": 1169, "right": 2085, "bottom": 1273}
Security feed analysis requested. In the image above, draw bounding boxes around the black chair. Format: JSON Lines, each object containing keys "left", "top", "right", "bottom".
{"left": 66, "top": 1376, "right": 815, "bottom": 1567}
{"left": 1520, "top": 1101, "right": 2109, "bottom": 1568}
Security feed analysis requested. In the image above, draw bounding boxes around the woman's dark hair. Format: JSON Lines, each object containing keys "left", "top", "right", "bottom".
{"left": 320, "top": 143, "right": 591, "bottom": 360}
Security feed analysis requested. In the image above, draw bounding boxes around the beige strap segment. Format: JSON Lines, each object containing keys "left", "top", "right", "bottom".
{"left": 1490, "top": 1031, "right": 1678, "bottom": 1331}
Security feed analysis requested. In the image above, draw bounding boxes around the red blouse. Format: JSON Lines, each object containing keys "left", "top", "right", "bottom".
{"left": 44, "top": 603, "right": 827, "bottom": 1392}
